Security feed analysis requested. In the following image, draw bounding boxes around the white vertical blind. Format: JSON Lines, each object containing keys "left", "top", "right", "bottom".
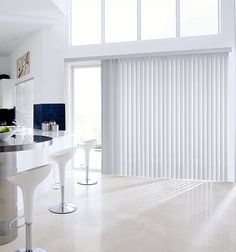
{"left": 102, "top": 53, "right": 228, "bottom": 181}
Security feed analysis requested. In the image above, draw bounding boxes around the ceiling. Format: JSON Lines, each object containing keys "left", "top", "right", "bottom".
{"left": 0, "top": 0, "right": 65, "bottom": 56}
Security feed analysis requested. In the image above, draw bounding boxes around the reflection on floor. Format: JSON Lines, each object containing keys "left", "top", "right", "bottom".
{"left": 1, "top": 170, "right": 236, "bottom": 252}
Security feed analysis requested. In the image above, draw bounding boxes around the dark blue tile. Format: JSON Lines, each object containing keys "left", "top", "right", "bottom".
{"left": 0, "top": 108, "right": 15, "bottom": 125}
{"left": 34, "top": 104, "right": 65, "bottom": 130}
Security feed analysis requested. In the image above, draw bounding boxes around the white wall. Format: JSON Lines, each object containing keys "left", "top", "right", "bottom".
{"left": 8, "top": 32, "right": 43, "bottom": 104}
{"left": 8, "top": 12, "right": 68, "bottom": 104}
{"left": 40, "top": 18, "right": 68, "bottom": 103}
{"left": 52, "top": 0, "right": 67, "bottom": 14}
{"left": 0, "top": 56, "right": 10, "bottom": 75}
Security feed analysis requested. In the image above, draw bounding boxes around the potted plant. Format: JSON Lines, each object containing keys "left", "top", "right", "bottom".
{"left": 94, "top": 143, "right": 102, "bottom": 152}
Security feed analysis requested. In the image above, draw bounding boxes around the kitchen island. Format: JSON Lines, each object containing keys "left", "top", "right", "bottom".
{"left": 0, "top": 134, "right": 53, "bottom": 245}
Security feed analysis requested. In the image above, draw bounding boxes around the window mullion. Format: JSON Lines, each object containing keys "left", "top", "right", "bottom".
{"left": 176, "top": 0, "right": 180, "bottom": 37}
{"left": 218, "top": 0, "right": 221, "bottom": 34}
{"left": 137, "top": 0, "right": 141, "bottom": 40}
{"left": 101, "top": 0, "right": 105, "bottom": 43}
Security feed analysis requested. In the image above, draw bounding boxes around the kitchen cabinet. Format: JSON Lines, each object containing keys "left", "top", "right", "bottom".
{"left": 0, "top": 79, "right": 15, "bottom": 108}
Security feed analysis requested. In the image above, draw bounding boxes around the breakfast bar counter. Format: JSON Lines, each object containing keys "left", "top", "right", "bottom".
{"left": 0, "top": 134, "right": 53, "bottom": 245}
{"left": 0, "top": 135, "right": 53, "bottom": 152}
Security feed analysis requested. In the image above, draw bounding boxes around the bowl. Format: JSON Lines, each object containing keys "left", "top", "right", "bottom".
{"left": 0, "top": 127, "right": 16, "bottom": 141}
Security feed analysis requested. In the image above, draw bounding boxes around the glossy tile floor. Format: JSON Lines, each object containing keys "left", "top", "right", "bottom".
{"left": 1, "top": 170, "right": 236, "bottom": 252}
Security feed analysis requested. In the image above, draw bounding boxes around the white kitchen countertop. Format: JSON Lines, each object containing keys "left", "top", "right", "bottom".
{"left": 15, "top": 128, "right": 71, "bottom": 139}
{"left": 33, "top": 129, "right": 69, "bottom": 138}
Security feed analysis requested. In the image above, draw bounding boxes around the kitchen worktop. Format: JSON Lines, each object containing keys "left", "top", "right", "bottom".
{"left": 33, "top": 129, "right": 68, "bottom": 138}
{"left": 0, "top": 134, "right": 53, "bottom": 152}
{"left": 15, "top": 128, "right": 69, "bottom": 138}
{"left": 0, "top": 127, "right": 72, "bottom": 152}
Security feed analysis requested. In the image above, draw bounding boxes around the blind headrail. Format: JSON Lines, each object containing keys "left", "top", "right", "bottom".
{"left": 65, "top": 47, "right": 231, "bottom": 62}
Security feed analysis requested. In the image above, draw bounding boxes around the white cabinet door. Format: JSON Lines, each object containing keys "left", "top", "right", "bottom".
{"left": 15, "top": 79, "right": 33, "bottom": 128}
{"left": 0, "top": 79, "right": 15, "bottom": 109}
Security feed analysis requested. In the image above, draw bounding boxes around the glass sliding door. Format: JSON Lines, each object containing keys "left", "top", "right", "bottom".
{"left": 72, "top": 65, "right": 101, "bottom": 170}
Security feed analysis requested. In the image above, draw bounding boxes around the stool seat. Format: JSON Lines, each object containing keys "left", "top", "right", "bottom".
{"left": 50, "top": 147, "right": 77, "bottom": 164}
{"left": 49, "top": 147, "right": 77, "bottom": 214}
{"left": 80, "top": 139, "right": 96, "bottom": 151}
{"left": 7, "top": 164, "right": 51, "bottom": 252}
{"left": 77, "top": 139, "right": 98, "bottom": 186}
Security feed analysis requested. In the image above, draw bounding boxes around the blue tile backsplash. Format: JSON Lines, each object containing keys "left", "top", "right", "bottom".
{"left": 0, "top": 108, "right": 15, "bottom": 126}
{"left": 34, "top": 104, "right": 65, "bottom": 130}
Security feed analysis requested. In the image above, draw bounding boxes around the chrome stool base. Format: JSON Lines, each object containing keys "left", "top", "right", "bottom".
{"left": 77, "top": 179, "right": 98, "bottom": 186}
{"left": 49, "top": 203, "right": 77, "bottom": 214}
{"left": 16, "top": 248, "right": 47, "bottom": 252}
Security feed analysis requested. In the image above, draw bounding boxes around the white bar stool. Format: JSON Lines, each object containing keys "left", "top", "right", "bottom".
{"left": 7, "top": 164, "right": 51, "bottom": 252}
{"left": 48, "top": 147, "right": 77, "bottom": 214}
{"left": 77, "top": 139, "right": 98, "bottom": 185}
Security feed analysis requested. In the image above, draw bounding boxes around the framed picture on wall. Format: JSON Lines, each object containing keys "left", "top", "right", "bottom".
{"left": 16, "top": 51, "right": 30, "bottom": 78}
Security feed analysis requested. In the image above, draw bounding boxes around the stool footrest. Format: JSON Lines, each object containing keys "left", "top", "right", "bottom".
{"left": 9, "top": 215, "right": 25, "bottom": 230}
{"left": 51, "top": 182, "right": 61, "bottom": 190}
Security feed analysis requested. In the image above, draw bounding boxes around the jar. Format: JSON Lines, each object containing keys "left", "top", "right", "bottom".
{"left": 51, "top": 124, "right": 59, "bottom": 132}
{"left": 49, "top": 120, "right": 56, "bottom": 126}
{"left": 41, "top": 121, "right": 50, "bottom": 131}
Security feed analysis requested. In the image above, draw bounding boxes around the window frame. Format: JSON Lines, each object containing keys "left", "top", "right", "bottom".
{"left": 69, "top": 0, "right": 220, "bottom": 46}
